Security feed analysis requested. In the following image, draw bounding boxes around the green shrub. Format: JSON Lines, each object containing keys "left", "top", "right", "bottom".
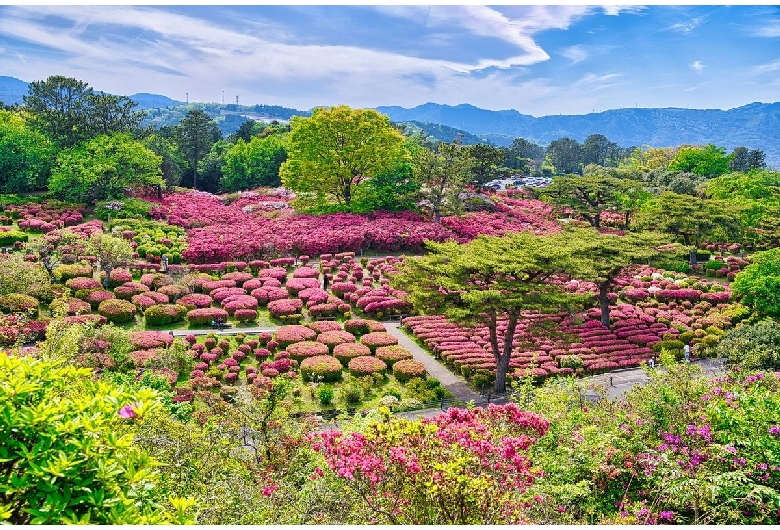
{"left": 300, "top": 355, "right": 343, "bottom": 383}
{"left": 0, "top": 352, "right": 185, "bottom": 524}
{"left": 557, "top": 355, "right": 583, "bottom": 369}
{"left": 713, "top": 320, "right": 780, "bottom": 370}
{"left": 652, "top": 339, "right": 684, "bottom": 354}
{"left": 339, "top": 381, "right": 363, "bottom": 406}
{"left": 54, "top": 263, "right": 94, "bottom": 282}
{"left": 144, "top": 304, "right": 187, "bottom": 326}
{"left": 0, "top": 229, "right": 28, "bottom": 247}
{"left": 317, "top": 385, "right": 334, "bottom": 405}
{"left": 0, "top": 293, "right": 39, "bottom": 317}
{"left": 98, "top": 299, "right": 137, "bottom": 324}
{"left": 96, "top": 198, "right": 154, "bottom": 221}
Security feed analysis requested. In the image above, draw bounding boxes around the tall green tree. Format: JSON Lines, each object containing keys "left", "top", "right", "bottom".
{"left": 220, "top": 134, "right": 287, "bottom": 192}
{"left": 49, "top": 133, "right": 164, "bottom": 203}
{"left": 467, "top": 143, "right": 508, "bottom": 190}
{"left": 142, "top": 134, "right": 186, "bottom": 191}
{"left": 545, "top": 137, "right": 582, "bottom": 175}
{"left": 196, "top": 139, "right": 230, "bottom": 194}
{"left": 569, "top": 228, "right": 671, "bottom": 325}
{"left": 23, "top": 75, "right": 93, "bottom": 148}
{"left": 636, "top": 191, "right": 740, "bottom": 249}
{"left": 85, "top": 92, "right": 145, "bottom": 137}
{"left": 581, "top": 134, "right": 621, "bottom": 167}
{"left": 540, "top": 173, "right": 643, "bottom": 228}
{"left": 412, "top": 142, "right": 472, "bottom": 223}
{"left": 504, "top": 137, "right": 545, "bottom": 173}
{"left": 392, "top": 231, "right": 590, "bottom": 392}
{"left": 176, "top": 109, "right": 221, "bottom": 190}
{"left": 0, "top": 109, "right": 55, "bottom": 193}
{"left": 350, "top": 161, "right": 420, "bottom": 213}
{"left": 279, "top": 105, "right": 407, "bottom": 209}
{"left": 732, "top": 248, "right": 780, "bottom": 319}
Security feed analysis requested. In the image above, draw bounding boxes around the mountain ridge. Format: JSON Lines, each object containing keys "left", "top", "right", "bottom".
{"left": 1, "top": 75, "right": 778, "bottom": 167}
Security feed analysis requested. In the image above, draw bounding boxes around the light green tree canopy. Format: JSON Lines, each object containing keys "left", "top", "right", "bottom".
{"left": 668, "top": 144, "right": 730, "bottom": 177}
{"left": 0, "top": 109, "right": 55, "bottom": 193}
{"left": 732, "top": 248, "right": 780, "bottom": 319}
{"left": 85, "top": 232, "right": 134, "bottom": 289}
{"left": 49, "top": 133, "right": 164, "bottom": 204}
{"left": 220, "top": 133, "right": 287, "bottom": 192}
{"left": 279, "top": 105, "right": 407, "bottom": 209}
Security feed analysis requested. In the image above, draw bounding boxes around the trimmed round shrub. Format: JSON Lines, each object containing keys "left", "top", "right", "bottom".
{"left": 132, "top": 294, "right": 158, "bottom": 311}
{"left": 333, "top": 342, "right": 371, "bottom": 366}
{"left": 234, "top": 309, "right": 258, "bottom": 323}
{"left": 113, "top": 282, "right": 149, "bottom": 300}
{"left": 144, "top": 303, "right": 187, "bottom": 326}
{"left": 292, "top": 266, "right": 319, "bottom": 278}
{"left": 376, "top": 345, "right": 413, "bottom": 367}
{"left": 156, "top": 284, "right": 187, "bottom": 299}
{"left": 54, "top": 263, "right": 93, "bottom": 282}
{"left": 348, "top": 355, "right": 387, "bottom": 377}
{"left": 274, "top": 325, "right": 316, "bottom": 347}
{"left": 251, "top": 286, "right": 289, "bottom": 305}
{"left": 286, "top": 340, "right": 330, "bottom": 362}
{"left": 360, "top": 331, "right": 398, "bottom": 353}
{"left": 0, "top": 293, "right": 40, "bottom": 317}
{"left": 392, "top": 359, "right": 427, "bottom": 383}
{"left": 268, "top": 298, "right": 303, "bottom": 318}
{"left": 50, "top": 296, "right": 91, "bottom": 316}
{"left": 186, "top": 307, "right": 229, "bottom": 326}
{"left": 178, "top": 293, "right": 213, "bottom": 310}
{"left": 107, "top": 268, "right": 133, "bottom": 288}
{"left": 316, "top": 330, "right": 356, "bottom": 351}
{"left": 344, "top": 318, "right": 386, "bottom": 336}
{"left": 211, "top": 287, "right": 247, "bottom": 304}
{"left": 202, "top": 279, "right": 237, "bottom": 294}
{"left": 306, "top": 321, "right": 343, "bottom": 333}
{"left": 97, "top": 298, "right": 136, "bottom": 324}
{"left": 299, "top": 354, "right": 343, "bottom": 382}
{"left": 65, "top": 277, "right": 103, "bottom": 291}
{"left": 258, "top": 267, "right": 288, "bottom": 282}
{"left": 221, "top": 294, "right": 258, "bottom": 314}
{"left": 285, "top": 277, "right": 320, "bottom": 295}
{"left": 83, "top": 289, "right": 116, "bottom": 310}
{"left": 221, "top": 271, "right": 254, "bottom": 286}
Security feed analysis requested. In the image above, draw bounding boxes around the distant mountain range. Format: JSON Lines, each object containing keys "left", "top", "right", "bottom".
{"left": 2, "top": 75, "right": 778, "bottom": 167}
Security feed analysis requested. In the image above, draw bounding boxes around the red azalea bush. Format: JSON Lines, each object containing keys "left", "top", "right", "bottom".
{"left": 274, "top": 325, "right": 316, "bottom": 347}
{"left": 50, "top": 297, "right": 91, "bottom": 316}
{"left": 285, "top": 277, "right": 320, "bottom": 295}
{"left": 221, "top": 271, "right": 254, "bottom": 286}
{"left": 178, "top": 293, "right": 213, "bottom": 309}
{"left": 286, "top": 340, "right": 330, "bottom": 362}
{"left": 97, "top": 298, "right": 136, "bottom": 324}
{"left": 210, "top": 287, "right": 247, "bottom": 303}
{"left": 108, "top": 268, "right": 133, "bottom": 287}
{"left": 113, "top": 282, "right": 150, "bottom": 299}
{"left": 348, "top": 355, "right": 388, "bottom": 377}
{"left": 292, "top": 266, "right": 319, "bottom": 279}
{"left": 65, "top": 277, "right": 103, "bottom": 291}
{"left": 316, "top": 330, "right": 357, "bottom": 351}
{"left": 307, "top": 321, "right": 344, "bottom": 333}
{"left": 186, "top": 307, "right": 229, "bottom": 326}
{"left": 83, "top": 289, "right": 116, "bottom": 309}
{"left": 221, "top": 294, "right": 258, "bottom": 314}
{"left": 234, "top": 309, "right": 258, "bottom": 323}
{"left": 360, "top": 332, "right": 398, "bottom": 352}
{"left": 64, "top": 314, "right": 107, "bottom": 327}
{"left": 392, "top": 358, "right": 427, "bottom": 382}
{"left": 259, "top": 267, "right": 289, "bottom": 282}
{"left": 129, "top": 330, "right": 174, "bottom": 350}
{"left": 268, "top": 298, "right": 303, "bottom": 317}
{"left": 144, "top": 304, "right": 187, "bottom": 326}
{"left": 299, "top": 354, "right": 343, "bottom": 382}
{"left": 251, "top": 286, "right": 290, "bottom": 305}
{"left": 202, "top": 279, "right": 237, "bottom": 294}
{"left": 376, "top": 345, "right": 414, "bottom": 367}
{"left": 333, "top": 342, "right": 372, "bottom": 366}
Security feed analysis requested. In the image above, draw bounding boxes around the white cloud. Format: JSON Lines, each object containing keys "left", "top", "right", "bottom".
{"left": 753, "top": 19, "right": 780, "bottom": 37}
{"left": 669, "top": 17, "right": 704, "bottom": 33}
{"left": 750, "top": 59, "right": 780, "bottom": 75}
{"left": 561, "top": 45, "right": 589, "bottom": 64}
{"left": 691, "top": 61, "right": 704, "bottom": 73}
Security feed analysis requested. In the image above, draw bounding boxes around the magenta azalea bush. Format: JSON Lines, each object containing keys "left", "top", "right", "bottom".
{"left": 274, "top": 325, "right": 317, "bottom": 347}
{"left": 97, "top": 298, "right": 136, "bottom": 324}
{"left": 360, "top": 332, "right": 398, "bottom": 352}
{"left": 186, "top": 307, "right": 228, "bottom": 326}
{"left": 286, "top": 340, "right": 330, "bottom": 362}
{"left": 376, "top": 345, "right": 414, "bottom": 367}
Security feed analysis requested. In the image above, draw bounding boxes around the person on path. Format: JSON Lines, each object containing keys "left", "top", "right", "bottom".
{"left": 684, "top": 343, "right": 691, "bottom": 362}
{"left": 648, "top": 357, "right": 655, "bottom": 369}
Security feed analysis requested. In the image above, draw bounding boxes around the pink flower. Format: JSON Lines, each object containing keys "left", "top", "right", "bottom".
{"left": 119, "top": 402, "right": 139, "bottom": 419}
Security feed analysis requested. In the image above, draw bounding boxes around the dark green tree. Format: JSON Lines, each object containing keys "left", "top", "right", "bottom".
{"left": 23, "top": 75, "right": 92, "bottom": 148}
{"left": 176, "top": 110, "right": 221, "bottom": 190}
{"left": 85, "top": 92, "right": 145, "bottom": 136}
{"left": 467, "top": 143, "right": 508, "bottom": 190}
{"left": 581, "top": 134, "right": 620, "bottom": 167}
{"left": 220, "top": 134, "right": 287, "bottom": 192}
{"left": 143, "top": 134, "right": 186, "bottom": 191}
{"left": 504, "top": 137, "right": 545, "bottom": 173}
{"left": 545, "top": 137, "right": 582, "bottom": 175}
{"left": 412, "top": 141, "right": 472, "bottom": 223}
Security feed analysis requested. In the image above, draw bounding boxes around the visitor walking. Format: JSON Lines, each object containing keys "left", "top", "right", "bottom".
{"left": 684, "top": 343, "right": 691, "bottom": 362}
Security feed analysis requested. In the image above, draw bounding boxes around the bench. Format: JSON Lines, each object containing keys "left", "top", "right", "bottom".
{"left": 210, "top": 320, "right": 233, "bottom": 330}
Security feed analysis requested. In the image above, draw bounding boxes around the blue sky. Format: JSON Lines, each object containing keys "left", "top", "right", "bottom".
{"left": 0, "top": 3, "right": 778, "bottom": 116}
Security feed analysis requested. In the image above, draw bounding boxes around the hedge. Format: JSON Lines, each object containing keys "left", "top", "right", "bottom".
{"left": 299, "top": 355, "right": 343, "bottom": 382}
{"left": 144, "top": 304, "right": 187, "bottom": 326}
{"left": 97, "top": 299, "right": 136, "bottom": 324}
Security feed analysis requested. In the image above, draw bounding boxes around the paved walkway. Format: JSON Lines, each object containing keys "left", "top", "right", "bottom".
{"left": 384, "top": 322, "right": 481, "bottom": 403}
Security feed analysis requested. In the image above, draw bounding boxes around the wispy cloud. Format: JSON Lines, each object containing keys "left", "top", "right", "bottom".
{"left": 561, "top": 45, "right": 589, "bottom": 64}
{"left": 669, "top": 17, "right": 704, "bottom": 33}
{"left": 575, "top": 73, "right": 624, "bottom": 91}
{"left": 691, "top": 60, "right": 704, "bottom": 73}
{"left": 753, "top": 19, "right": 780, "bottom": 37}
{"left": 750, "top": 59, "right": 780, "bottom": 75}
